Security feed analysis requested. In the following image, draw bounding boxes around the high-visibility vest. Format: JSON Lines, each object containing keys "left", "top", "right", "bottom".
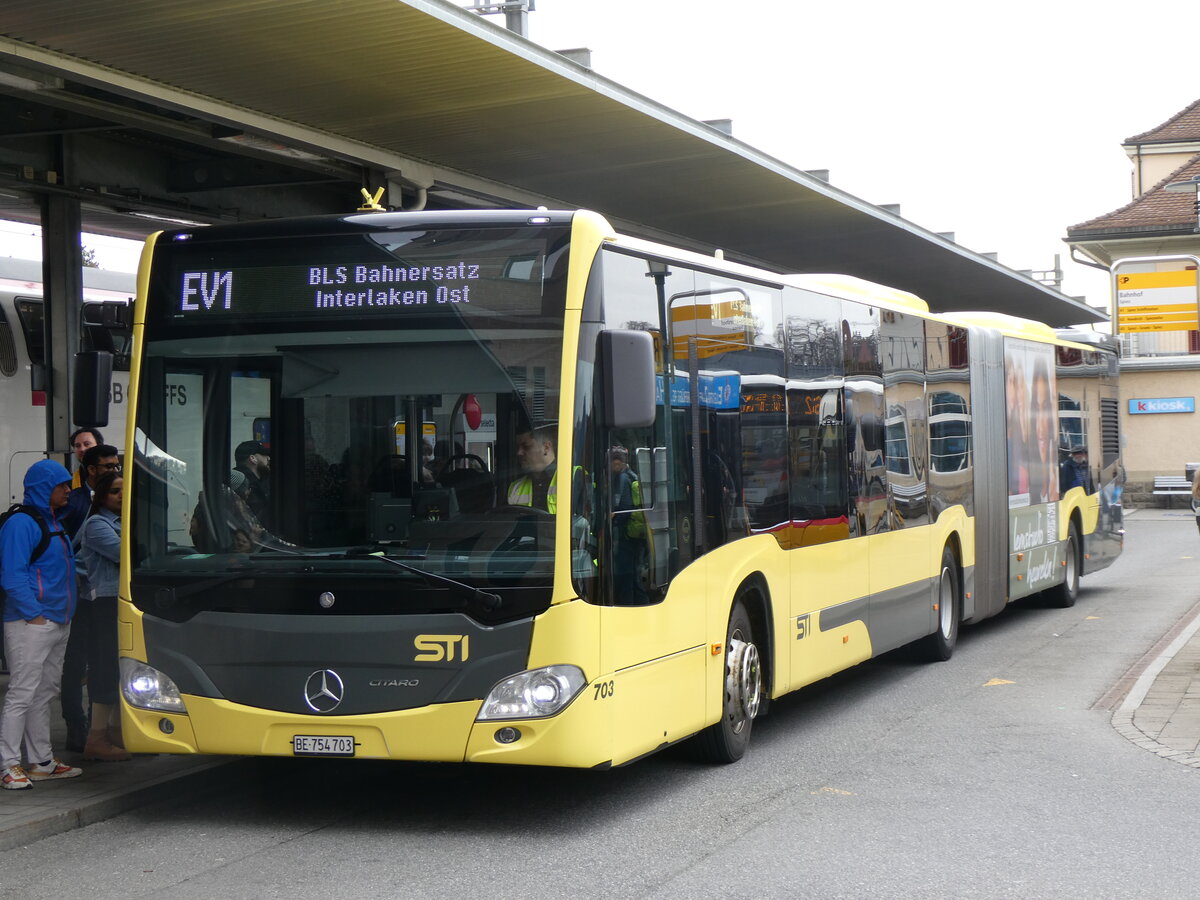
{"left": 626, "top": 477, "right": 647, "bottom": 539}
{"left": 507, "top": 469, "right": 559, "bottom": 512}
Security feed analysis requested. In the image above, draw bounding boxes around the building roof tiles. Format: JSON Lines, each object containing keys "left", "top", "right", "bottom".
{"left": 1068, "top": 153, "right": 1200, "bottom": 235}
{"left": 1125, "top": 99, "right": 1200, "bottom": 145}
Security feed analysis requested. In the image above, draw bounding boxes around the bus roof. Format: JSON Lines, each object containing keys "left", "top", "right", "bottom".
{"left": 939, "top": 310, "right": 1060, "bottom": 344}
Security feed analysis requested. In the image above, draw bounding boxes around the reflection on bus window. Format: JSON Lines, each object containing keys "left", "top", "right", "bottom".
{"left": 929, "top": 391, "right": 971, "bottom": 473}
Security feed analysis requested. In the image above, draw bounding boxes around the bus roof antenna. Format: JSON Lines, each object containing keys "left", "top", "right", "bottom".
{"left": 358, "top": 187, "right": 386, "bottom": 212}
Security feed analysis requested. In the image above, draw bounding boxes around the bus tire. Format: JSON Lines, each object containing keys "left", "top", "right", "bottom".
{"left": 919, "top": 544, "right": 960, "bottom": 662}
{"left": 693, "top": 598, "right": 762, "bottom": 764}
{"left": 1048, "top": 521, "right": 1081, "bottom": 608}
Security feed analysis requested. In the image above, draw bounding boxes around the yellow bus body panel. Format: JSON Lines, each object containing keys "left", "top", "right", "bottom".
{"left": 599, "top": 557, "right": 711, "bottom": 762}
{"left": 124, "top": 694, "right": 481, "bottom": 761}
{"left": 1058, "top": 489, "right": 1099, "bottom": 538}
{"left": 550, "top": 211, "right": 613, "bottom": 600}
{"left": 464, "top": 647, "right": 707, "bottom": 768}
{"left": 787, "top": 535, "right": 872, "bottom": 689}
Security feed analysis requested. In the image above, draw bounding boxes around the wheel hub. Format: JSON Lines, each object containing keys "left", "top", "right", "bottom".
{"left": 726, "top": 637, "right": 762, "bottom": 725}
{"left": 939, "top": 567, "right": 954, "bottom": 637}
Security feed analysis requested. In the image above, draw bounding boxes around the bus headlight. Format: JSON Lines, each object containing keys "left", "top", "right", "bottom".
{"left": 120, "top": 658, "right": 187, "bottom": 713}
{"left": 476, "top": 665, "right": 587, "bottom": 720}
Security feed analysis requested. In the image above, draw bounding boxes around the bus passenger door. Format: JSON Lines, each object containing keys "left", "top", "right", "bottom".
{"left": 868, "top": 312, "right": 934, "bottom": 654}
{"left": 596, "top": 436, "right": 707, "bottom": 761}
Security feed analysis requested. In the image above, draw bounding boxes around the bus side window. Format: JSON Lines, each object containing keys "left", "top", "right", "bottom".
{"left": 784, "top": 288, "right": 847, "bottom": 546}
{"left": 0, "top": 305, "right": 16, "bottom": 376}
{"left": 14, "top": 299, "right": 44, "bottom": 367}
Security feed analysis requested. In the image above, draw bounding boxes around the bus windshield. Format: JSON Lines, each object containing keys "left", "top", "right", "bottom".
{"left": 130, "top": 219, "right": 570, "bottom": 619}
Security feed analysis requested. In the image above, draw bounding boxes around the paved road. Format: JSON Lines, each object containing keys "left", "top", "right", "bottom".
{"left": 3, "top": 513, "right": 1199, "bottom": 899}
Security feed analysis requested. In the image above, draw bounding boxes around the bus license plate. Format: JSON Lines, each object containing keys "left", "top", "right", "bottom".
{"left": 293, "top": 735, "right": 355, "bottom": 757}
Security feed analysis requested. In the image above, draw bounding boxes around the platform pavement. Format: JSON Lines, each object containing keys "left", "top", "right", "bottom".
{"left": 0, "top": 673, "right": 236, "bottom": 851}
{"left": 1104, "top": 505, "right": 1200, "bottom": 768}
{"left": 1, "top": 506, "right": 1200, "bottom": 848}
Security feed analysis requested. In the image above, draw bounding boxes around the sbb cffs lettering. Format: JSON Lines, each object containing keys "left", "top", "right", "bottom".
{"left": 164, "top": 383, "right": 187, "bottom": 406}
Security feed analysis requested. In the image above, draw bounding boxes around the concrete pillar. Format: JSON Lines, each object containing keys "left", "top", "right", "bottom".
{"left": 39, "top": 137, "right": 84, "bottom": 460}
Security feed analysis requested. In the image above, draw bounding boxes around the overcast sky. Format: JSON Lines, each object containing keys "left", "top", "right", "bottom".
{"left": 4, "top": 0, "right": 1198, "bottom": 321}
{"left": 520, "top": 0, "right": 1199, "bottom": 316}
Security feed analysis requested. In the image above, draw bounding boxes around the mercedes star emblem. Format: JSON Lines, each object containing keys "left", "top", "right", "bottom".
{"left": 304, "top": 669, "right": 345, "bottom": 713}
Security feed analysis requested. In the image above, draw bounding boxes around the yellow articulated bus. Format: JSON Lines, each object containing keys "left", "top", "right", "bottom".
{"left": 107, "top": 209, "right": 1123, "bottom": 768}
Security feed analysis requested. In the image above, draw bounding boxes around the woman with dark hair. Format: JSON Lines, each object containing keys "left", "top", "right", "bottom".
{"left": 1029, "top": 362, "right": 1059, "bottom": 504}
{"left": 75, "top": 470, "right": 131, "bottom": 761}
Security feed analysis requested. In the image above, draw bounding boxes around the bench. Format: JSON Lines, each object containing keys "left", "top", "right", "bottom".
{"left": 1153, "top": 475, "right": 1193, "bottom": 507}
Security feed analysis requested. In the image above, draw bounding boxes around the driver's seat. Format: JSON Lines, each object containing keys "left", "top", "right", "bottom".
{"left": 440, "top": 468, "right": 494, "bottom": 513}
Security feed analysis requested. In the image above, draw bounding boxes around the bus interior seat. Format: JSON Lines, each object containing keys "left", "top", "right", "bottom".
{"left": 439, "top": 467, "right": 495, "bottom": 513}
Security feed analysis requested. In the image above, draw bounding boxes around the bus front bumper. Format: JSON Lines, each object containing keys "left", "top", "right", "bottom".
{"left": 121, "top": 691, "right": 614, "bottom": 768}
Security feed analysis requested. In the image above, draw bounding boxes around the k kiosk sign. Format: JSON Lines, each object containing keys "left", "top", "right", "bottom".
{"left": 1128, "top": 397, "right": 1196, "bottom": 415}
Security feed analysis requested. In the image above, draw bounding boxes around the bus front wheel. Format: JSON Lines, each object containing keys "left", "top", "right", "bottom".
{"left": 693, "top": 599, "right": 762, "bottom": 764}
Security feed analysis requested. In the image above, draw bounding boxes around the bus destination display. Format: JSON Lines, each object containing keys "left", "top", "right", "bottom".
{"left": 174, "top": 260, "right": 497, "bottom": 319}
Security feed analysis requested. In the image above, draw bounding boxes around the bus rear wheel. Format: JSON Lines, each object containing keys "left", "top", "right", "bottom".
{"left": 693, "top": 599, "right": 762, "bottom": 764}
{"left": 1048, "top": 522, "right": 1081, "bottom": 608}
{"left": 918, "top": 545, "right": 960, "bottom": 661}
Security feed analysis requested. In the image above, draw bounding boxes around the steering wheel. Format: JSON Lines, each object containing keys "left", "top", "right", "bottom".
{"left": 441, "top": 453, "right": 488, "bottom": 472}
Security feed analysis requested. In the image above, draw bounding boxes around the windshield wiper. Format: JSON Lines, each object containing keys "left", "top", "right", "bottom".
{"left": 150, "top": 548, "right": 503, "bottom": 612}
{"left": 144, "top": 567, "right": 255, "bottom": 608}
{"left": 342, "top": 549, "right": 502, "bottom": 611}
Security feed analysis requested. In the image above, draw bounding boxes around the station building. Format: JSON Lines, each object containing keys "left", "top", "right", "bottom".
{"left": 1066, "top": 98, "right": 1200, "bottom": 496}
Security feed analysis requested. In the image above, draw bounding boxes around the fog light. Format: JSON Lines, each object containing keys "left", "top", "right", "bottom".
{"left": 495, "top": 727, "right": 521, "bottom": 744}
{"left": 159, "top": 718, "right": 175, "bottom": 735}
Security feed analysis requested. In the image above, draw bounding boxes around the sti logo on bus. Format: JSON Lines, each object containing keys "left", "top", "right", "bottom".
{"left": 414, "top": 634, "right": 470, "bottom": 662}
{"left": 181, "top": 271, "right": 234, "bottom": 312}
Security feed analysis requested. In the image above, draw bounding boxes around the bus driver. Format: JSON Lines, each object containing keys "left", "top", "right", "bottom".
{"left": 507, "top": 424, "right": 558, "bottom": 512}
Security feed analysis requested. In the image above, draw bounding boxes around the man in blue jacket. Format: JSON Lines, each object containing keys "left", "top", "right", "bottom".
{"left": 0, "top": 459, "right": 83, "bottom": 789}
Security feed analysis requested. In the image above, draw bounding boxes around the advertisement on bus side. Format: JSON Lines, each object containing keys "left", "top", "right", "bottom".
{"left": 1004, "top": 339, "right": 1061, "bottom": 595}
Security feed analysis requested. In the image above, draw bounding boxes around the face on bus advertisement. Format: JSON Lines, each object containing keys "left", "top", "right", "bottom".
{"left": 1004, "top": 340, "right": 1058, "bottom": 507}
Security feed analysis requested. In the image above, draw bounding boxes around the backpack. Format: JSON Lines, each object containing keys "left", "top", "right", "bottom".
{"left": 0, "top": 504, "right": 56, "bottom": 567}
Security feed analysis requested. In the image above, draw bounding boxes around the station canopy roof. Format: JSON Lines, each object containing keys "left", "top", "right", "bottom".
{"left": 0, "top": 0, "right": 1099, "bottom": 326}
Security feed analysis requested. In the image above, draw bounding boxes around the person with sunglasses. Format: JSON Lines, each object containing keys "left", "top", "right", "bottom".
{"left": 61, "top": 444, "right": 121, "bottom": 540}
{"left": 73, "top": 470, "right": 131, "bottom": 761}
{"left": 59, "top": 443, "right": 121, "bottom": 751}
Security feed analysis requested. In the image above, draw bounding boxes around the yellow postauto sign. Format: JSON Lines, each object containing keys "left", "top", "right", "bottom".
{"left": 1116, "top": 269, "right": 1199, "bottom": 334}
{"left": 669, "top": 293, "right": 754, "bottom": 359}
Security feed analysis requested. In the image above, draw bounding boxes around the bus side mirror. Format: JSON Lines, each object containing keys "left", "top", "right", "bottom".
{"left": 81, "top": 300, "right": 133, "bottom": 330}
{"left": 73, "top": 350, "right": 114, "bottom": 428}
{"left": 599, "top": 330, "right": 655, "bottom": 429}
